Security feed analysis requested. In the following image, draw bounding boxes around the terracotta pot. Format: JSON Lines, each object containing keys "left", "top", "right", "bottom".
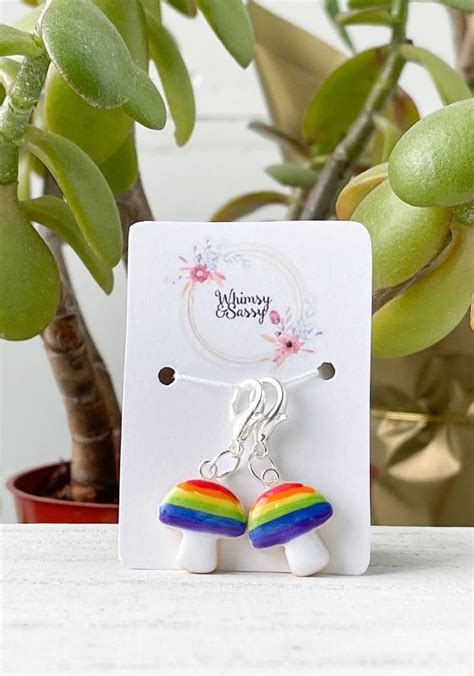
{"left": 7, "top": 462, "right": 118, "bottom": 524}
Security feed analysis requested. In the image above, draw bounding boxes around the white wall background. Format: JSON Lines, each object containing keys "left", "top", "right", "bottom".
{"left": 0, "top": 0, "right": 457, "bottom": 521}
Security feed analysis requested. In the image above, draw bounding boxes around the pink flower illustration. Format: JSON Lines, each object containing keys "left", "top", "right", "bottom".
{"left": 262, "top": 305, "right": 321, "bottom": 367}
{"left": 189, "top": 264, "right": 211, "bottom": 283}
{"left": 272, "top": 334, "right": 301, "bottom": 365}
{"left": 177, "top": 241, "right": 228, "bottom": 296}
{"left": 277, "top": 333, "right": 302, "bottom": 355}
{"left": 269, "top": 310, "right": 281, "bottom": 325}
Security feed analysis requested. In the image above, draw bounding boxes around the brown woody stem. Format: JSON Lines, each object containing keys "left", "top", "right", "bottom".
{"left": 81, "top": 317, "right": 122, "bottom": 476}
{"left": 41, "top": 229, "right": 118, "bottom": 502}
{"left": 450, "top": 10, "right": 474, "bottom": 92}
{"left": 300, "top": 0, "right": 409, "bottom": 221}
{"left": 40, "top": 167, "right": 153, "bottom": 500}
{"left": 40, "top": 175, "right": 119, "bottom": 501}
{"left": 116, "top": 174, "right": 153, "bottom": 268}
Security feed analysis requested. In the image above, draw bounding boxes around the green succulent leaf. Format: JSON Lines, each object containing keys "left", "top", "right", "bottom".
{"left": 46, "top": 0, "right": 159, "bottom": 138}
{"left": 148, "top": 19, "right": 195, "bottom": 145}
{"left": 122, "top": 65, "right": 166, "bottom": 129}
{"left": 249, "top": 122, "right": 310, "bottom": 159}
{"left": 13, "top": 5, "right": 44, "bottom": 34}
{"left": 353, "top": 179, "right": 450, "bottom": 288}
{"left": 386, "top": 88, "right": 420, "bottom": 132}
{"left": 389, "top": 100, "right": 474, "bottom": 208}
{"left": 266, "top": 164, "right": 318, "bottom": 189}
{"left": 0, "top": 184, "right": 60, "bottom": 341}
{"left": 140, "top": 0, "right": 162, "bottom": 24}
{"left": 348, "top": 0, "right": 392, "bottom": 7}
{"left": 303, "top": 47, "right": 390, "bottom": 149}
{"left": 94, "top": 0, "right": 149, "bottom": 69}
{"left": 436, "top": 0, "right": 474, "bottom": 11}
{"left": 368, "top": 88, "right": 419, "bottom": 173}
{"left": 166, "top": 0, "right": 197, "bottom": 16}
{"left": 19, "top": 125, "right": 123, "bottom": 265}
{"left": 304, "top": 49, "right": 417, "bottom": 154}
{"left": 21, "top": 196, "right": 114, "bottom": 293}
{"left": 0, "top": 24, "right": 43, "bottom": 58}
{"left": 399, "top": 45, "right": 471, "bottom": 105}
{"left": 45, "top": 67, "right": 133, "bottom": 164}
{"left": 211, "top": 191, "right": 289, "bottom": 221}
{"left": 0, "top": 57, "right": 21, "bottom": 94}
{"left": 196, "top": 0, "right": 254, "bottom": 68}
{"left": 372, "top": 114, "right": 402, "bottom": 163}
{"left": 39, "top": 0, "right": 137, "bottom": 107}
{"left": 337, "top": 9, "right": 399, "bottom": 26}
{"left": 17, "top": 150, "right": 34, "bottom": 201}
{"left": 99, "top": 132, "right": 138, "bottom": 195}
{"left": 372, "top": 225, "right": 474, "bottom": 357}
{"left": 336, "top": 163, "right": 388, "bottom": 220}
{"left": 324, "top": 0, "right": 355, "bottom": 52}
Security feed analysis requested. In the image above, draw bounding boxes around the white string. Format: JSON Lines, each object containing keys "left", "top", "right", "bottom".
{"left": 173, "top": 362, "right": 324, "bottom": 388}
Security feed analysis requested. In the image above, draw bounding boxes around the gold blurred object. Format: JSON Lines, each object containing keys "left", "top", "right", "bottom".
{"left": 248, "top": 1, "right": 344, "bottom": 161}
{"left": 249, "top": 2, "right": 474, "bottom": 526}
{"left": 371, "top": 323, "right": 474, "bottom": 526}
{"left": 371, "top": 409, "right": 474, "bottom": 427}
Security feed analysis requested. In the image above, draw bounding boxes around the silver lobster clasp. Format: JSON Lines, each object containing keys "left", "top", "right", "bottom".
{"left": 230, "top": 378, "right": 265, "bottom": 443}
{"left": 257, "top": 377, "right": 287, "bottom": 443}
{"left": 247, "top": 377, "right": 287, "bottom": 487}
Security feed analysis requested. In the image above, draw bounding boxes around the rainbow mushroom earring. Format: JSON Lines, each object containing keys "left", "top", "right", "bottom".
{"left": 158, "top": 379, "right": 265, "bottom": 573}
{"left": 247, "top": 377, "right": 333, "bottom": 577}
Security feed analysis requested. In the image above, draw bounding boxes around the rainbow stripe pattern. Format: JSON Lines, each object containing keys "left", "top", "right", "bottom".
{"left": 159, "top": 479, "right": 246, "bottom": 537}
{"left": 248, "top": 482, "right": 333, "bottom": 549}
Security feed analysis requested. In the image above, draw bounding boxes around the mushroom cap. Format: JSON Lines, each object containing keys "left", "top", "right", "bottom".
{"left": 159, "top": 479, "right": 246, "bottom": 537}
{"left": 248, "top": 482, "right": 333, "bottom": 549}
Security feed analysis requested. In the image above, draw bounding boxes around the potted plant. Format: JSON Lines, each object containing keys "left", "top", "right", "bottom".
{"left": 2, "top": 0, "right": 255, "bottom": 522}
{"left": 214, "top": 0, "right": 473, "bottom": 519}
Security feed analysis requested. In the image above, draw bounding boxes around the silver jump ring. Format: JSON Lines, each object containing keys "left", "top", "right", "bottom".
{"left": 247, "top": 451, "right": 280, "bottom": 487}
{"left": 199, "top": 449, "right": 241, "bottom": 480}
{"left": 198, "top": 459, "right": 217, "bottom": 480}
{"left": 261, "top": 466, "right": 280, "bottom": 486}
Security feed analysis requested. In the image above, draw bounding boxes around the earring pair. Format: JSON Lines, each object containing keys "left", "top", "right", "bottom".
{"left": 158, "top": 378, "right": 333, "bottom": 576}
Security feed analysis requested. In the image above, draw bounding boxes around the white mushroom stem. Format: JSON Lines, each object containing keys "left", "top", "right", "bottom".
{"left": 176, "top": 531, "right": 219, "bottom": 573}
{"left": 283, "top": 530, "right": 330, "bottom": 577}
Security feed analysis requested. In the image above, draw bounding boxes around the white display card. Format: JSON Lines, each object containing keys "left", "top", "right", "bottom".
{"left": 119, "top": 221, "right": 372, "bottom": 575}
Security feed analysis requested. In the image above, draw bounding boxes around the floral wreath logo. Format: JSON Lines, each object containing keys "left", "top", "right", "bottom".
{"left": 174, "top": 239, "right": 323, "bottom": 367}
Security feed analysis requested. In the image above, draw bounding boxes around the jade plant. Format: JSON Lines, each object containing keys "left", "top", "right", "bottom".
{"left": 215, "top": 0, "right": 473, "bottom": 359}
{"left": 0, "top": 0, "right": 254, "bottom": 502}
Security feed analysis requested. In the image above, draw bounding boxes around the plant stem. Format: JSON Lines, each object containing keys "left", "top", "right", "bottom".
{"left": 0, "top": 52, "right": 49, "bottom": 183}
{"left": 41, "top": 175, "right": 120, "bottom": 501}
{"left": 115, "top": 174, "right": 153, "bottom": 267}
{"left": 0, "top": 52, "right": 49, "bottom": 141}
{"left": 450, "top": 10, "right": 474, "bottom": 92}
{"left": 41, "top": 227, "right": 119, "bottom": 502}
{"left": 300, "top": 0, "right": 409, "bottom": 221}
{"left": 82, "top": 318, "right": 122, "bottom": 475}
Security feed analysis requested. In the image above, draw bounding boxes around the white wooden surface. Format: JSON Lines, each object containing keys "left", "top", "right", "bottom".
{"left": 1, "top": 526, "right": 472, "bottom": 675}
